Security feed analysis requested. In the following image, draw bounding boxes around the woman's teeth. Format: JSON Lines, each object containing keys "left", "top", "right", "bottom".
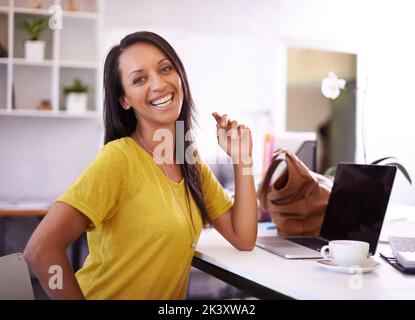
{"left": 151, "top": 94, "right": 173, "bottom": 107}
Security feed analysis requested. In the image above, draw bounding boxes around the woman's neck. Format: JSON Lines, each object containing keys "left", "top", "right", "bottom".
{"left": 134, "top": 124, "right": 176, "bottom": 164}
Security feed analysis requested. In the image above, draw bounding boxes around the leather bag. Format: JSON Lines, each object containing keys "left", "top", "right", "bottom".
{"left": 257, "top": 149, "right": 333, "bottom": 236}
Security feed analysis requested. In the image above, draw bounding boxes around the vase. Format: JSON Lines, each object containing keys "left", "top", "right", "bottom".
{"left": 66, "top": 93, "right": 87, "bottom": 114}
{"left": 24, "top": 40, "right": 45, "bottom": 61}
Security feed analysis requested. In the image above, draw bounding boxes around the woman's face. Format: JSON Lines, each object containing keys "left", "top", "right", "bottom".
{"left": 118, "top": 42, "right": 184, "bottom": 130}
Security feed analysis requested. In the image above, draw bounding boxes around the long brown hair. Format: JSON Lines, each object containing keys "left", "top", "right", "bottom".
{"left": 103, "top": 31, "right": 209, "bottom": 225}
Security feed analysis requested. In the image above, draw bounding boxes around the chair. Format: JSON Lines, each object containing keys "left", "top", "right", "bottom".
{"left": 296, "top": 140, "right": 317, "bottom": 172}
{"left": 0, "top": 253, "right": 35, "bottom": 300}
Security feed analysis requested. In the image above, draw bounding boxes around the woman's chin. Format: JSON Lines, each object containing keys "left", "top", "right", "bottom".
{"left": 149, "top": 103, "right": 181, "bottom": 123}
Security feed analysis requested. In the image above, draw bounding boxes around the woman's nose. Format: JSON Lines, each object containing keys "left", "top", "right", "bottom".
{"left": 149, "top": 73, "right": 167, "bottom": 91}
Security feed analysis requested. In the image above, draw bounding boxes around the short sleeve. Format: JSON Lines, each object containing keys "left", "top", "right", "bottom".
{"left": 200, "top": 161, "right": 234, "bottom": 221}
{"left": 56, "top": 144, "right": 127, "bottom": 230}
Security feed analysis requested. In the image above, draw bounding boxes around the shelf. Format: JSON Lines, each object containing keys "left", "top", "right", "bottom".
{"left": 1, "top": 0, "right": 101, "bottom": 117}
{"left": 13, "top": 7, "right": 51, "bottom": 16}
{"left": 0, "top": 109, "right": 100, "bottom": 118}
{"left": 60, "top": 67, "right": 96, "bottom": 112}
{"left": 12, "top": 6, "right": 98, "bottom": 18}
{"left": 59, "top": 60, "right": 98, "bottom": 69}
{"left": 12, "top": 60, "right": 97, "bottom": 69}
{"left": 13, "top": 0, "right": 55, "bottom": 10}
{"left": 13, "top": 58, "right": 53, "bottom": 66}
{"left": 14, "top": 13, "right": 54, "bottom": 60}
{"left": 63, "top": 10, "right": 98, "bottom": 20}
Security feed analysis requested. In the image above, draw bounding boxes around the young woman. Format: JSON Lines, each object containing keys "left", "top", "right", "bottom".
{"left": 24, "top": 31, "right": 258, "bottom": 300}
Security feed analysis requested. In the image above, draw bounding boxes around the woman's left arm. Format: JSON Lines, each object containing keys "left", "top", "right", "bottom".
{"left": 209, "top": 112, "right": 258, "bottom": 251}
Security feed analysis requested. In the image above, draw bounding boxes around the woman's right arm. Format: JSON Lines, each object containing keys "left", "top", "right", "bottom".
{"left": 23, "top": 201, "right": 90, "bottom": 300}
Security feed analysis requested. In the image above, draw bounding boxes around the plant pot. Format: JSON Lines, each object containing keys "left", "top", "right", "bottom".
{"left": 24, "top": 40, "right": 45, "bottom": 61}
{"left": 65, "top": 93, "right": 87, "bottom": 114}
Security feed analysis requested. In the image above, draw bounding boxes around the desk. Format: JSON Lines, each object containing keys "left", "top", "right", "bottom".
{"left": 192, "top": 224, "right": 415, "bottom": 300}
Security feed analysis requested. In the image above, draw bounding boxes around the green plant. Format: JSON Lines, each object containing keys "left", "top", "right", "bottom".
{"left": 63, "top": 78, "right": 90, "bottom": 95}
{"left": 324, "top": 157, "right": 412, "bottom": 185}
{"left": 370, "top": 157, "right": 412, "bottom": 184}
{"left": 20, "top": 19, "right": 48, "bottom": 41}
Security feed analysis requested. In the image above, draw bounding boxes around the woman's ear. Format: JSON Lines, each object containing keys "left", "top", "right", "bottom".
{"left": 119, "top": 96, "right": 131, "bottom": 110}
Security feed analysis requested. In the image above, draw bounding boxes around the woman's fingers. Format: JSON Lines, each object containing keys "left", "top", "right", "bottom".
{"left": 230, "top": 120, "right": 238, "bottom": 138}
{"left": 221, "top": 114, "right": 229, "bottom": 127}
{"left": 212, "top": 112, "right": 229, "bottom": 128}
{"left": 213, "top": 113, "right": 251, "bottom": 142}
{"left": 212, "top": 113, "right": 253, "bottom": 163}
{"left": 212, "top": 112, "right": 220, "bottom": 121}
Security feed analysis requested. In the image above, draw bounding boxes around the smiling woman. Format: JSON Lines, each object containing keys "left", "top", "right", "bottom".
{"left": 23, "top": 31, "right": 258, "bottom": 300}
{"left": 118, "top": 44, "right": 183, "bottom": 122}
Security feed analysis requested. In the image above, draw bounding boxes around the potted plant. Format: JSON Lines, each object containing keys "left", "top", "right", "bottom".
{"left": 21, "top": 18, "right": 48, "bottom": 61}
{"left": 63, "top": 78, "right": 90, "bottom": 114}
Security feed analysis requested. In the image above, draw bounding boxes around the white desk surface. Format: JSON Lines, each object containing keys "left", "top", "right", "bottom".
{"left": 195, "top": 203, "right": 415, "bottom": 300}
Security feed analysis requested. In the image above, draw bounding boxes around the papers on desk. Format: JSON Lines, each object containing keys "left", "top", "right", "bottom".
{"left": 379, "top": 218, "right": 415, "bottom": 243}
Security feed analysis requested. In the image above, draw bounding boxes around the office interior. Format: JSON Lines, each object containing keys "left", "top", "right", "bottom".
{"left": 0, "top": 0, "right": 415, "bottom": 300}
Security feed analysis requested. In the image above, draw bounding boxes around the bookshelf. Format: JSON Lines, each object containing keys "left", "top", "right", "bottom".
{"left": 0, "top": 0, "right": 102, "bottom": 117}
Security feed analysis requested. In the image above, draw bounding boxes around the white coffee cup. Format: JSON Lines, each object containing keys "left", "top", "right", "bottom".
{"left": 320, "top": 240, "right": 370, "bottom": 267}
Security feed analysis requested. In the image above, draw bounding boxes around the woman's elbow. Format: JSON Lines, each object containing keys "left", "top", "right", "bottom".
{"left": 23, "top": 239, "right": 43, "bottom": 266}
{"left": 23, "top": 237, "right": 56, "bottom": 267}
{"left": 235, "top": 241, "right": 256, "bottom": 251}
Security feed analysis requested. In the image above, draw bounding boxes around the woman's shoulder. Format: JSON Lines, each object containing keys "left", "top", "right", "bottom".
{"left": 97, "top": 137, "right": 133, "bottom": 164}
{"left": 103, "top": 136, "right": 133, "bottom": 151}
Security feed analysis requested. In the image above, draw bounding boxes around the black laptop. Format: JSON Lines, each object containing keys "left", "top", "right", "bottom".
{"left": 256, "top": 163, "right": 397, "bottom": 259}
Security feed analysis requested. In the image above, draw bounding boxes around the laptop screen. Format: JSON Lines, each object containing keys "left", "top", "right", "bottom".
{"left": 320, "top": 163, "right": 396, "bottom": 254}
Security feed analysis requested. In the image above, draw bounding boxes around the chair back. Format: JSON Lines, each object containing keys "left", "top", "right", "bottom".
{"left": 0, "top": 253, "right": 35, "bottom": 300}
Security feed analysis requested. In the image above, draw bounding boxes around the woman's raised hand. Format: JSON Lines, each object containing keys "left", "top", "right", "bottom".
{"left": 212, "top": 112, "right": 253, "bottom": 166}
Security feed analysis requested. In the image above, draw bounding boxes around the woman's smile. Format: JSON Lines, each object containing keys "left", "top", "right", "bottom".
{"left": 149, "top": 92, "right": 175, "bottom": 111}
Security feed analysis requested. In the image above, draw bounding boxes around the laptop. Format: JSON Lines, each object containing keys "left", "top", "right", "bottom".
{"left": 256, "top": 163, "right": 397, "bottom": 259}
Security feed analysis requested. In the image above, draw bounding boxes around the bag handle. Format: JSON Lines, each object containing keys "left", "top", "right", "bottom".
{"left": 257, "top": 149, "right": 288, "bottom": 209}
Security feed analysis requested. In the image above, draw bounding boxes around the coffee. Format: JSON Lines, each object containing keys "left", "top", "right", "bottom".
{"left": 320, "top": 240, "right": 369, "bottom": 267}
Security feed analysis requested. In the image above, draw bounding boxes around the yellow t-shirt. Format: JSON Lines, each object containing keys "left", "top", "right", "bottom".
{"left": 56, "top": 137, "right": 233, "bottom": 300}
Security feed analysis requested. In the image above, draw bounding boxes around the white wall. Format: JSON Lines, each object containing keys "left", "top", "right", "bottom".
{"left": 0, "top": 117, "right": 102, "bottom": 206}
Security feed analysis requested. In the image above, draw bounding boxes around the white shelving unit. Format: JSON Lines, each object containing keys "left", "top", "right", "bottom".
{"left": 0, "top": 0, "right": 102, "bottom": 118}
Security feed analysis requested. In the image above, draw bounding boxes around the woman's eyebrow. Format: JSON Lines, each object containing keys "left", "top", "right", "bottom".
{"left": 128, "top": 58, "right": 170, "bottom": 78}
{"left": 128, "top": 68, "right": 143, "bottom": 78}
{"left": 158, "top": 58, "right": 170, "bottom": 64}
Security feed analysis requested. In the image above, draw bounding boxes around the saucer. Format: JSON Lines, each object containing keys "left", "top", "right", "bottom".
{"left": 317, "top": 258, "right": 381, "bottom": 273}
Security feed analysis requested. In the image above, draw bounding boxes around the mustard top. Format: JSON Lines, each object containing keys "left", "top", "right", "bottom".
{"left": 56, "top": 137, "right": 233, "bottom": 299}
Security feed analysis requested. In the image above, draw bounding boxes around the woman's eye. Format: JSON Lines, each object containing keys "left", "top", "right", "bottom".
{"left": 161, "top": 65, "right": 173, "bottom": 73}
{"left": 132, "top": 77, "right": 145, "bottom": 84}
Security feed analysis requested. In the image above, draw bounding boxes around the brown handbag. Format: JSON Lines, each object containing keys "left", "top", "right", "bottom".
{"left": 257, "top": 149, "right": 333, "bottom": 236}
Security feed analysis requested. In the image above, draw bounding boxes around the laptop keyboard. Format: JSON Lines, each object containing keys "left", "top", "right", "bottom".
{"left": 285, "top": 237, "right": 328, "bottom": 251}
{"left": 389, "top": 236, "right": 415, "bottom": 269}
